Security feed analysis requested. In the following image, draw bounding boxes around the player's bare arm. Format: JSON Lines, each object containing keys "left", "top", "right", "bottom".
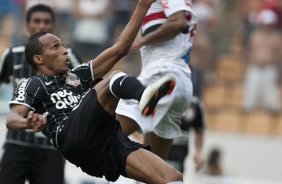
{"left": 132, "top": 11, "right": 187, "bottom": 50}
{"left": 90, "top": 0, "right": 156, "bottom": 78}
{"left": 7, "top": 104, "right": 46, "bottom": 132}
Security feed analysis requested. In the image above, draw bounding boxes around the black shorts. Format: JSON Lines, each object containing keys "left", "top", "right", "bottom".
{"left": 57, "top": 89, "right": 146, "bottom": 181}
{"left": 0, "top": 143, "right": 65, "bottom": 184}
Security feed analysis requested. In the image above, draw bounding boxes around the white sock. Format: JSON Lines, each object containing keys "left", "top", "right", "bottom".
{"left": 167, "top": 182, "right": 184, "bottom": 184}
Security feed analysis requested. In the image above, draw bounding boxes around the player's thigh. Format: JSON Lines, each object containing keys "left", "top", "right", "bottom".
{"left": 144, "top": 132, "right": 173, "bottom": 160}
{"left": 116, "top": 114, "right": 141, "bottom": 135}
{"left": 29, "top": 149, "right": 65, "bottom": 184}
{"left": 125, "top": 148, "right": 182, "bottom": 184}
{"left": 94, "top": 70, "right": 121, "bottom": 113}
{"left": 0, "top": 144, "right": 27, "bottom": 184}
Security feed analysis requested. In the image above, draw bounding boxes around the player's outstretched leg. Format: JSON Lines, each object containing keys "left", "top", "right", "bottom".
{"left": 125, "top": 148, "right": 183, "bottom": 184}
{"left": 139, "top": 74, "right": 176, "bottom": 116}
{"left": 108, "top": 71, "right": 176, "bottom": 116}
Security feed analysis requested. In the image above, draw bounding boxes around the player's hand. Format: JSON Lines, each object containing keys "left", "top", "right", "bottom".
{"left": 194, "top": 152, "right": 205, "bottom": 172}
{"left": 26, "top": 111, "right": 47, "bottom": 132}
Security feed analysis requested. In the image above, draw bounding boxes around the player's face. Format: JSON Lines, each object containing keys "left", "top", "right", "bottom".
{"left": 39, "top": 33, "right": 70, "bottom": 74}
{"left": 26, "top": 12, "right": 54, "bottom": 35}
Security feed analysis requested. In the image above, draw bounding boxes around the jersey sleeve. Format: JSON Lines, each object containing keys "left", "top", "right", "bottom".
{"left": 9, "top": 78, "right": 43, "bottom": 111}
{"left": 0, "top": 48, "right": 14, "bottom": 83}
{"left": 163, "top": 0, "right": 196, "bottom": 22}
{"left": 71, "top": 60, "right": 94, "bottom": 88}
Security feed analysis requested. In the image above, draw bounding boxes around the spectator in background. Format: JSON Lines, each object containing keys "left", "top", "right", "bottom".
{"left": 25, "top": 0, "right": 75, "bottom": 43}
{"left": 242, "top": 9, "right": 281, "bottom": 114}
{"left": 72, "top": 0, "right": 112, "bottom": 62}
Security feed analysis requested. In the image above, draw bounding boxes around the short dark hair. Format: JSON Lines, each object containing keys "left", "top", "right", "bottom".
{"left": 25, "top": 4, "right": 55, "bottom": 23}
{"left": 25, "top": 32, "right": 48, "bottom": 70}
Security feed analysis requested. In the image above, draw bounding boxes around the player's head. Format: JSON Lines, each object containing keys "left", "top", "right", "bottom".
{"left": 25, "top": 32, "right": 70, "bottom": 74}
{"left": 25, "top": 4, "right": 55, "bottom": 35}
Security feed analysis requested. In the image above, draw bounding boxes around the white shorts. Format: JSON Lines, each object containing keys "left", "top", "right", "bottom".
{"left": 116, "top": 65, "right": 193, "bottom": 139}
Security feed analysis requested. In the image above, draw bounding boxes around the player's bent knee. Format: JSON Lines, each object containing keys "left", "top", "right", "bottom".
{"left": 159, "top": 164, "right": 183, "bottom": 183}
{"left": 172, "top": 170, "right": 183, "bottom": 182}
{"left": 167, "top": 168, "right": 183, "bottom": 182}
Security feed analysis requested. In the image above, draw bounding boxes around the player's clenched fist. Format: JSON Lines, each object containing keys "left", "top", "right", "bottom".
{"left": 26, "top": 111, "right": 47, "bottom": 132}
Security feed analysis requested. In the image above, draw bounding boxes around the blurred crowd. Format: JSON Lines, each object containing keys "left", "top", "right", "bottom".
{"left": 238, "top": 0, "right": 282, "bottom": 114}
{"left": 0, "top": 0, "right": 136, "bottom": 62}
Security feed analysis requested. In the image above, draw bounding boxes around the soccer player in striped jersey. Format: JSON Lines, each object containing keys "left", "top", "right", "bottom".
{"left": 5, "top": 0, "right": 186, "bottom": 183}
{"left": 116, "top": 0, "right": 197, "bottom": 160}
{"left": 0, "top": 4, "right": 82, "bottom": 184}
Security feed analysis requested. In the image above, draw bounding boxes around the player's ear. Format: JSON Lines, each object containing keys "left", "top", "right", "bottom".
{"left": 33, "top": 55, "right": 44, "bottom": 66}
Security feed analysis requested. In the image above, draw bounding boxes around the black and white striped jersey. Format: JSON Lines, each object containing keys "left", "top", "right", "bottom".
{"left": 10, "top": 61, "right": 94, "bottom": 141}
{"left": 0, "top": 45, "right": 83, "bottom": 149}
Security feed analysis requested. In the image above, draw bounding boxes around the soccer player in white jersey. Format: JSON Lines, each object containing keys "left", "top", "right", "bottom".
{"left": 116, "top": 0, "right": 197, "bottom": 159}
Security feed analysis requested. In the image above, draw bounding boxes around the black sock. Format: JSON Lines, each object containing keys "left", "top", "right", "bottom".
{"left": 110, "top": 73, "right": 145, "bottom": 100}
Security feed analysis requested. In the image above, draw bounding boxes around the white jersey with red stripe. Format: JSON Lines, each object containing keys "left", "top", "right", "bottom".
{"left": 140, "top": 0, "right": 197, "bottom": 74}
{"left": 116, "top": 0, "right": 197, "bottom": 139}
{"left": 140, "top": 0, "right": 197, "bottom": 73}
